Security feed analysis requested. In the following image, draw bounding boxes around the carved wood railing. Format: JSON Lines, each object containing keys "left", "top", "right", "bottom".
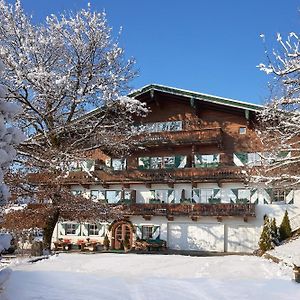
{"left": 120, "top": 203, "right": 255, "bottom": 217}
{"left": 134, "top": 127, "right": 223, "bottom": 147}
{"left": 28, "top": 166, "right": 244, "bottom": 185}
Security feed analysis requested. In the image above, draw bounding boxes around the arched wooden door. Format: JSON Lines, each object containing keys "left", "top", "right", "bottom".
{"left": 112, "top": 221, "right": 133, "bottom": 250}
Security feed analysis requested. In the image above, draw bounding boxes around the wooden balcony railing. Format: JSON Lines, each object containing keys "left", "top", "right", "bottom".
{"left": 134, "top": 127, "right": 223, "bottom": 147}
{"left": 28, "top": 166, "right": 244, "bottom": 185}
{"left": 120, "top": 203, "right": 256, "bottom": 217}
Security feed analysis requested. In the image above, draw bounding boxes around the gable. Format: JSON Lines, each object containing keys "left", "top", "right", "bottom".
{"left": 130, "top": 84, "right": 262, "bottom": 113}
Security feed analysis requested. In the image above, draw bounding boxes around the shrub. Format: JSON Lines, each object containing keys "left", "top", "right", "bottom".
{"left": 259, "top": 215, "right": 272, "bottom": 252}
{"left": 103, "top": 234, "right": 110, "bottom": 250}
{"left": 279, "top": 210, "right": 292, "bottom": 241}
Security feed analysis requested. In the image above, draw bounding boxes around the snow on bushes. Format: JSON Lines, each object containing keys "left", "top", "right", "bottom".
{"left": 0, "top": 60, "right": 24, "bottom": 204}
{"left": 0, "top": 232, "right": 12, "bottom": 253}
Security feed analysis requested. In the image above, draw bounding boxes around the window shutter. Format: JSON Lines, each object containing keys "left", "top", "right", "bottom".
{"left": 213, "top": 189, "right": 221, "bottom": 202}
{"left": 278, "top": 151, "right": 291, "bottom": 159}
{"left": 138, "top": 157, "right": 150, "bottom": 169}
{"left": 260, "top": 188, "right": 272, "bottom": 204}
{"left": 250, "top": 189, "right": 258, "bottom": 204}
{"left": 60, "top": 223, "right": 66, "bottom": 236}
{"left": 192, "top": 189, "right": 200, "bottom": 202}
{"left": 76, "top": 224, "right": 81, "bottom": 236}
{"left": 85, "top": 160, "right": 95, "bottom": 171}
{"left": 105, "top": 158, "right": 111, "bottom": 167}
{"left": 233, "top": 153, "right": 248, "bottom": 166}
{"left": 152, "top": 226, "right": 160, "bottom": 239}
{"left": 130, "top": 190, "right": 136, "bottom": 204}
{"left": 97, "top": 224, "right": 105, "bottom": 237}
{"left": 167, "top": 190, "right": 175, "bottom": 203}
{"left": 286, "top": 189, "right": 294, "bottom": 204}
{"left": 135, "top": 226, "right": 143, "bottom": 239}
{"left": 81, "top": 224, "right": 88, "bottom": 236}
{"left": 175, "top": 156, "right": 187, "bottom": 168}
{"left": 229, "top": 189, "right": 238, "bottom": 203}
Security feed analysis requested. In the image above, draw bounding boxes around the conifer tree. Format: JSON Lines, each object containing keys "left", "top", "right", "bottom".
{"left": 279, "top": 210, "right": 292, "bottom": 241}
{"left": 270, "top": 218, "right": 279, "bottom": 247}
{"left": 259, "top": 215, "right": 272, "bottom": 252}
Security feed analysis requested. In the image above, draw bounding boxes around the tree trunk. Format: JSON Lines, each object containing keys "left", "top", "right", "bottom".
{"left": 43, "top": 208, "right": 60, "bottom": 252}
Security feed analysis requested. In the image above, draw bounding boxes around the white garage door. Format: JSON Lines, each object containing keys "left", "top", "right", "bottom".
{"left": 227, "top": 225, "right": 261, "bottom": 253}
{"left": 168, "top": 223, "right": 224, "bottom": 251}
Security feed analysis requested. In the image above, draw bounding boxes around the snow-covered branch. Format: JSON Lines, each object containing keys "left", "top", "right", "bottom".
{"left": 0, "top": 0, "right": 147, "bottom": 174}
{"left": 255, "top": 30, "right": 300, "bottom": 186}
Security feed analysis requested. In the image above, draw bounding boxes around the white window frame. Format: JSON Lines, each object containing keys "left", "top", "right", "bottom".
{"left": 142, "top": 226, "right": 153, "bottom": 239}
{"left": 66, "top": 223, "right": 77, "bottom": 235}
{"left": 88, "top": 224, "right": 99, "bottom": 236}
{"left": 111, "top": 158, "right": 127, "bottom": 171}
{"left": 239, "top": 127, "right": 247, "bottom": 134}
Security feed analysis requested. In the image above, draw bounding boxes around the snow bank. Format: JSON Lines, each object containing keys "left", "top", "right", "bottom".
{"left": 267, "top": 236, "right": 300, "bottom": 266}
{"left": 0, "top": 268, "right": 12, "bottom": 286}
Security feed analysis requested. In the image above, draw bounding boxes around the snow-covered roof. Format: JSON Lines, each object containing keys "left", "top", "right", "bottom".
{"left": 129, "top": 84, "right": 263, "bottom": 112}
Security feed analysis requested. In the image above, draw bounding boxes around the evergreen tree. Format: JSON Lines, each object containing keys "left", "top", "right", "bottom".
{"left": 270, "top": 218, "right": 279, "bottom": 246}
{"left": 279, "top": 210, "right": 292, "bottom": 241}
{"left": 259, "top": 215, "right": 273, "bottom": 252}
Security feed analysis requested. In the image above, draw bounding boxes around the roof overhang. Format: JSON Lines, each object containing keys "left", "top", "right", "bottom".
{"left": 129, "top": 84, "right": 263, "bottom": 112}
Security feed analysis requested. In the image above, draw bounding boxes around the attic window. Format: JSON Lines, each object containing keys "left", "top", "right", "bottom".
{"left": 239, "top": 127, "right": 247, "bottom": 134}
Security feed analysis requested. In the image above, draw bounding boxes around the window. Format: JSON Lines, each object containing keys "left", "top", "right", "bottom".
{"left": 229, "top": 188, "right": 251, "bottom": 204}
{"left": 247, "top": 153, "right": 262, "bottom": 166}
{"left": 150, "top": 190, "right": 174, "bottom": 203}
{"left": 239, "top": 127, "right": 246, "bottom": 134}
{"left": 90, "top": 190, "right": 99, "bottom": 201}
{"left": 90, "top": 190, "right": 106, "bottom": 201}
{"left": 106, "top": 190, "right": 122, "bottom": 204}
{"left": 237, "top": 189, "right": 251, "bottom": 204}
{"left": 71, "top": 190, "right": 82, "bottom": 196}
{"left": 194, "top": 154, "right": 220, "bottom": 168}
{"left": 111, "top": 158, "right": 126, "bottom": 171}
{"left": 150, "top": 157, "right": 163, "bottom": 169}
{"left": 88, "top": 224, "right": 99, "bottom": 236}
{"left": 195, "top": 189, "right": 221, "bottom": 203}
{"left": 138, "top": 156, "right": 187, "bottom": 169}
{"left": 233, "top": 152, "right": 275, "bottom": 167}
{"left": 69, "top": 160, "right": 95, "bottom": 172}
{"left": 66, "top": 223, "right": 77, "bottom": 235}
{"left": 164, "top": 156, "right": 175, "bottom": 169}
{"left": 140, "top": 121, "right": 183, "bottom": 133}
{"left": 272, "top": 189, "right": 292, "bottom": 203}
{"left": 142, "top": 226, "right": 153, "bottom": 239}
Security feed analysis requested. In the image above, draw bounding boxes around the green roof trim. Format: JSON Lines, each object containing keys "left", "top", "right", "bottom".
{"left": 129, "top": 84, "right": 263, "bottom": 112}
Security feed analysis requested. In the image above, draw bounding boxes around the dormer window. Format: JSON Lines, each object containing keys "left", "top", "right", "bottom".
{"left": 239, "top": 127, "right": 247, "bottom": 134}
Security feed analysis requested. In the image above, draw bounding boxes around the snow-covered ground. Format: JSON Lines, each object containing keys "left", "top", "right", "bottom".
{"left": 1, "top": 253, "right": 299, "bottom": 300}
{"left": 268, "top": 236, "right": 300, "bottom": 266}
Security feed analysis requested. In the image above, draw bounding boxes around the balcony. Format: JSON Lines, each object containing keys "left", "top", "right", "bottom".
{"left": 121, "top": 203, "right": 256, "bottom": 217}
{"left": 100, "top": 166, "right": 243, "bottom": 184}
{"left": 28, "top": 166, "right": 244, "bottom": 185}
{"left": 134, "top": 127, "right": 223, "bottom": 147}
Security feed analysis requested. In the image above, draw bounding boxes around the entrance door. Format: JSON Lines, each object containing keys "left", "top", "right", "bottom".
{"left": 114, "top": 223, "right": 132, "bottom": 250}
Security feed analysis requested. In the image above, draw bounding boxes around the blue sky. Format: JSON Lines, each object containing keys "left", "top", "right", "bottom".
{"left": 9, "top": 0, "right": 300, "bottom": 104}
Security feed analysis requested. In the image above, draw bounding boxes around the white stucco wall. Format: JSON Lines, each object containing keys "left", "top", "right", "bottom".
{"left": 65, "top": 182, "right": 300, "bottom": 253}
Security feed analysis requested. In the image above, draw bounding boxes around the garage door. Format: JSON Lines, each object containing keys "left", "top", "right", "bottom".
{"left": 227, "top": 225, "right": 261, "bottom": 253}
{"left": 168, "top": 223, "right": 224, "bottom": 251}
